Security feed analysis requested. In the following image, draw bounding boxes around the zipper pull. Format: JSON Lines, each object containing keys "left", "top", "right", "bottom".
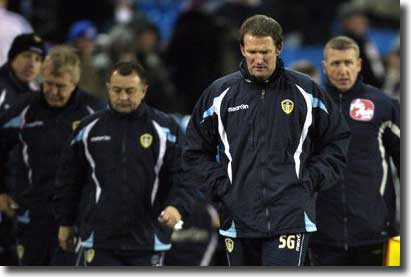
{"left": 261, "top": 89, "right": 265, "bottom": 99}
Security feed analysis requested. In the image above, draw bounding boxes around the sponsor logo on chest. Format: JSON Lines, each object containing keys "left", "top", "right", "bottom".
{"left": 25, "top": 121, "right": 44, "bottom": 128}
{"left": 228, "top": 104, "right": 249, "bottom": 112}
{"left": 350, "top": 98, "right": 375, "bottom": 121}
{"left": 90, "top": 135, "right": 111, "bottom": 142}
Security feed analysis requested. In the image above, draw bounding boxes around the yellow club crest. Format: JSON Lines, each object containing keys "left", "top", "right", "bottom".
{"left": 281, "top": 99, "right": 294, "bottom": 114}
{"left": 72, "top": 120, "right": 80, "bottom": 131}
{"left": 225, "top": 238, "right": 234, "bottom": 253}
{"left": 140, "top": 133, "right": 153, "bottom": 148}
{"left": 85, "top": 248, "right": 95, "bottom": 263}
{"left": 17, "top": 244, "right": 24, "bottom": 260}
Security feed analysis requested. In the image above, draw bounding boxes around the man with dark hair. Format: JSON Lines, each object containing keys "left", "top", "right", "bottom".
{"left": 309, "top": 36, "right": 400, "bottom": 266}
{"left": 182, "top": 14, "right": 351, "bottom": 266}
{"left": 54, "top": 61, "right": 193, "bottom": 266}
{"left": 0, "top": 45, "right": 102, "bottom": 265}
{"left": 338, "top": 5, "right": 385, "bottom": 88}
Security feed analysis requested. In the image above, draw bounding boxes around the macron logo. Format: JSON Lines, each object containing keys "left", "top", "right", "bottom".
{"left": 90, "top": 135, "right": 111, "bottom": 142}
{"left": 228, "top": 104, "right": 249, "bottom": 112}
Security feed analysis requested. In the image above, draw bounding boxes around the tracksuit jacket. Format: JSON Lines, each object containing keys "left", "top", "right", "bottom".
{"left": 53, "top": 103, "right": 193, "bottom": 251}
{"left": 0, "top": 88, "right": 101, "bottom": 216}
{"left": 310, "top": 78, "right": 400, "bottom": 248}
{"left": 182, "top": 59, "right": 351, "bottom": 238}
{"left": 0, "top": 64, "right": 37, "bottom": 117}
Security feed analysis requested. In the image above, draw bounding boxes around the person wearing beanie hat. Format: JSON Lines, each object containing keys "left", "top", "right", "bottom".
{"left": 7, "top": 33, "right": 46, "bottom": 63}
{"left": 0, "top": 33, "right": 45, "bottom": 266}
{"left": 0, "top": 33, "right": 45, "bottom": 116}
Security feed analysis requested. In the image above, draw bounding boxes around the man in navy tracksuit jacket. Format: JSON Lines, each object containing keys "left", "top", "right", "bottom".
{"left": 182, "top": 15, "right": 351, "bottom": 266}
{"left": 309, "top": 36, "right": 400, "bottom": 266}
{"left": 0, "top": 33, "right": 45, "bottom": 265}
{"left": 54, "top": 61, "right": 193, "bottom": 266}
{"left": 0, "top": 46, "right": 102, "bottom": 265}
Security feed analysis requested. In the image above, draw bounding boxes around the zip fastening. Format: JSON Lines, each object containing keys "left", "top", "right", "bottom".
{"left": 339, "top": 94, "right": 343, "bottom": 113}
{"left": 259, "top": 88, "right": 271, "bottom": 234}
{"left": 339, "top": 96, "right": 349, "bottom": 251}
{"left": 261, "top": 89, "right": 266, "bottom": 99}
{"left": 120, "top": 119, "right": 129, "bottom": 249}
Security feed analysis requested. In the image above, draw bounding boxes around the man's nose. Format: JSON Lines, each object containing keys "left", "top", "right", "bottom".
{"left": 119, "top": 91, "right": 128, "bottom": 100}
{"left": 47, "top": 84, "right": 58, "bottom": 95}
{"left": 255, "top": 54, "right": 264, "bottom": 63}
{"left": 27, "top": 55, "right": 38, "bottom": 67}
{"left": 337, "top": 64, "right": 349, "bottom": 75}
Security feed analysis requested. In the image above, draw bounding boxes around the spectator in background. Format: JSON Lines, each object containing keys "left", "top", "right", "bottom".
{"left": 165, "top": 10, "right": 226, "bottom": 114}
{"left": 92, "top": 23, "right": 137, "bottom": 99}
{"left": 382, "top": 40, "right": 400, "bottom": 102}
{"left": 338, "top": 4, "right": 385, "bottom": 88}
{"left": 130, "top": 19, "right": 178, "bottom": 113}
{"left": 290, "top": 60, "right": 321, "bottom": 85}
{"left": 68, "top": 20, "right": 106, "bottom": 102}
{"left": 0, "top": 0, "right": 33, "bottom": 66}
{"left": 309, "top": 36, "right": 400, "bottom": 266}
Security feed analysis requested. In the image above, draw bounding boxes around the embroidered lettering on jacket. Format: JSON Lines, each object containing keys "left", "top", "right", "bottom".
{"left": 227, "top": 104, "right": 249, "bottom": 112}
{"left": 90, "top": 135, "right": 111, "bottom": 142}
{"left": 25, "top": 121, "right": 44, "bottom": 128}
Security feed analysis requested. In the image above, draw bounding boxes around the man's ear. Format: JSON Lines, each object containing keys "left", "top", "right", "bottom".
{"left": 275, "top": 42, "right": 283, "bottom": 55}
{"left": 358, "top": 58, "right": 363, "bottom": 71}
{"left": 240, "top": 44, "right": 246, "bottom": 57}
{"left": 143, "top": 84, "right": 148, "bottom": 95}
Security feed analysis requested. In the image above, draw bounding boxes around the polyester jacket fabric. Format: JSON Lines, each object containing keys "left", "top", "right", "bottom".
{"left": 311, "top": 78, "right": 400, "bottom": 248}
{"left": 0, "top": 64, "right": 37, "bottom": 117}
{"left": 53, "top": 103, "right": 193, "bottom": 251}
{"left": 183, "top": 59, "right": 351, "bottom": 238}
{"left": 0, "top": 88, "right": 100, "bottom": 215}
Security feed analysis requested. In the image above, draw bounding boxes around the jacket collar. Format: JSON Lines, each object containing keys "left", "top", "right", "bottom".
{"left": 108, "top": 101, "right": 148, "bottom": 120}
{"left": 326, "top": 75, "right": 364, "bottom": 99}
{"left": 38, "top": 86, "right": 83, "bottom": 112}
{"left": 239, "top": 57, "right": 285, "bottom": 86}
{"left": 0, "top": 64, "right": 33, "bottom": 93}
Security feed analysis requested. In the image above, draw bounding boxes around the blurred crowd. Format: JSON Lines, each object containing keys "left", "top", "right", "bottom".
{"left": 1, "top": 0, "right": 401, "bottom": 112}
{"left": 0, "top": 0, "right": 401, "bottom": 267}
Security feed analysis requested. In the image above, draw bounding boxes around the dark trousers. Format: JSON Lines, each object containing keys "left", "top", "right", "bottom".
{"left": 77, "top": 247, "right": 165, "bottom": 266}
{"left": 309, "top": 243, "right": 385, "bottom": 266}
{"left": 0, "top": 214, "right": 18, "bottom": 265}
{"left": 222, "top": 233, "right": 310, "bottom": 266}
{"left": 16, "top": 211, "right": 76, "bottom": 266}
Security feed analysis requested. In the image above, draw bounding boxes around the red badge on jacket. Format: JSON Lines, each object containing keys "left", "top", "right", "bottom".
{"left": 350, "top": 98, "right": 375, "bottom": 121}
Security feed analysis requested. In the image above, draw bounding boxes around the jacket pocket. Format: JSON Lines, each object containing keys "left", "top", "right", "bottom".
{"left": 214, "top": 177, "right": 230, "bottom": 200}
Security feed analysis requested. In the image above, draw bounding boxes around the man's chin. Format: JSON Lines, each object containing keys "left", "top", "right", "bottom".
{"left": 253, "top": 73, "right": 269, "bottom": 81}
{"left": 46, "top": 101, "right": 65, "bottom": 108}
{"left": 115, "top": 106, "right": 133, "bottom": 113}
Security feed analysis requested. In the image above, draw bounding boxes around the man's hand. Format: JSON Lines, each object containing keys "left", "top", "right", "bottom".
{"left": 158, "top": 206, "right": 182, "bottom": 229}
{"left": 58, "top": 225, "right": 77, "bottom": 252}
{"left": 0, "top": 193, "right": 18, "bottom": 218}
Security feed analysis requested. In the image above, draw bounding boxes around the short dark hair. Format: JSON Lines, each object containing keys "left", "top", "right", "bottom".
{"left": 323, "top": 36, "right": 360, "bottom": 59}
{"left": 109, "top": 61, "right": 147, "bottom": 83}
{"left": 239, "top": 15, "right": 284, "bottom": 48}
